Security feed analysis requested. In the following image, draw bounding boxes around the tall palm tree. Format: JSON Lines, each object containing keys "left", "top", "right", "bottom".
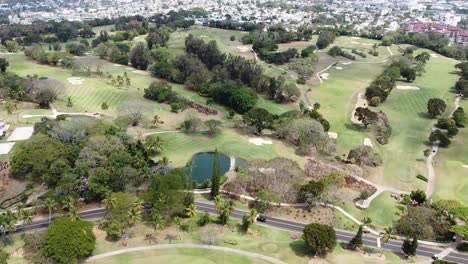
{"left": 4, "top": 210, "right": 17, "bottom": 240}
{"left": 62, "top": 196, "right": 76, "bottom": 211}
{"left": 173, "top": 216, "right": 182, "bottom": 240}
{"left": 127, "top": 202, "right": 143, "bottom": 226}
{"left": 42, "top": 198, "right": 56, "bottom": 226}
{"left": 151, "top": 211, "right": 165, "bottom": 234}
{"left": 243, "top": 209, "right": 258, "bottom": 231}
{"left": 20, "top": 210, "right": 33, "bottom": 232}
{"left": 15, "top": 203, "right": 25, "bottom": 220}
{"left": 218, "top": 200, "right": 234, "bottom": 225}
{"left": 0, "top": 213, "right": 6, "bottom": 240}
{"left": 69, "top": 205, "right": 81, "bottom": 221}
{"left": 144, "top": 136, "right": 163, "bottom": 156}
{"left": 362, "top": 217, "right": 372, "bottom": 226}
{"left": 5, "top": 99, "right": 17, "bottom": 115}
{"left": 380, "top": 227, "right": 394, "bottom": 256}
{"left": 102, "top": 195, "right": 116, "bottom": 212}
{"left": 185, "top": 204, "right": 197, "bottom": 219}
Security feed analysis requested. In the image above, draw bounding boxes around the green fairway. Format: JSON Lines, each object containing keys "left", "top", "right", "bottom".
{"left": 154, "top": 129, "right": 305, "bottom": 168}
{"left": 87, "top": 248, "right": 270, "bottom": 264}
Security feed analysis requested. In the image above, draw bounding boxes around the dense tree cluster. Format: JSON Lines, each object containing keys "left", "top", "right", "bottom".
{"left": 24, "top": 44, "right": 76, "bottom": 69}
{"left": 10, "top": 117, "right": 153, "bottom": 201}
{"left": 302, "top": 223, "right": 337, "bottom": 256}
{"left": 455, "top": 62, "right": 468, "bottom": 97}
{"left": 327, "top": 46, "right": 356, "bottom": 60}
{"left": 316, "top": 30, "right": 336, "bottom": 49}
{"left": 396, "top": 206, "right": 452, "bottom": 240}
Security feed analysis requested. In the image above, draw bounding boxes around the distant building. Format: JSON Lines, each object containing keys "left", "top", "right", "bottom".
{"left": 405, "top": 21, "right": 468, "bottom": 46}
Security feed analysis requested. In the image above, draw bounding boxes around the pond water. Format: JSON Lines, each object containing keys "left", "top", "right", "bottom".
{"left": 188, "top": 152, "right": 231, "bottom": 183}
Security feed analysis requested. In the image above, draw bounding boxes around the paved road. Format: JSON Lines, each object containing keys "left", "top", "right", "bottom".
{"left": 12, "top": 204, "right": 468, "bottom": 264}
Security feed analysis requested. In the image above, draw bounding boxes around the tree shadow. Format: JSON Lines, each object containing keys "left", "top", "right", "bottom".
{"left": 417, "top": 112, "right": 433, "bottom": 120}
{"left": 289, "top": 240, "right": 314, "bottom": 257}
{"left": 344, "top": 123, "right": 366, "bottom": 132}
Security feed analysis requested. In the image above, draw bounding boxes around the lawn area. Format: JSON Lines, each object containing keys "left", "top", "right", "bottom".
{"left": 369, "top": 49, "right": 460, "bottom": 190}
{"left": 432, "top": 98, "right": 468, "bottom": 205}
{"left": 155, "top": 129, "right": 306, "bottom": 168}
{"left": 88, "top": 248, "right": 271, "bottom": 264}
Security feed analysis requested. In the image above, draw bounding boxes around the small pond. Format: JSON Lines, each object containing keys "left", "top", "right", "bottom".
{"left": 188, "top": 152, "right": 231, "bottom": 184}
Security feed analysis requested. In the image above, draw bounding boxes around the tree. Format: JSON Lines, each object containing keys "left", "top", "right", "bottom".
{"left": 143, "top": 136, "right": 164, "bottom": 156}
{"left": 380, "top": 227, "right": 394, "bottom": 256}
{"left": 42, "top": 198, "right": 57, "bottom": 226}
{"left": 0, "top": 58, "right": 9, "bottom": 72}
{"left": 129, "top": 42, "right": 151, "bottom": 70}
{"left": 243, "top": 107, "right": 274, "bottom": 134}
{"left": 348, "top": 225, "right": 363, "bottom": 250}
{"left": 152, "top": 114, "right": 163, "bottom": 127}
{"left": 0, "top": 249, "right": 9, "bottom": 264}
{"left": 302, "top": 223, "right": 336, "bottom": 256}
{"left": 204, "top": 119, "right": 222, "bottom": 136}
{"left": 66, "top": 96, "right": 73, "bottom": 107}
{"left": 34, "top": 86, "right": 58, "bottom": 108}
{"left": 427, "top": 98, "right": 446, "bottom": 118}
{"left": 173, "top": 216, "right": 182, "bottom": 239}
{"left": 5, "top": 40, "right": 18, "bottom": 53}
{"left": 5, "top": 99, "right": 17, "bottom": 115}
{"left": 210, "top": 149, "right": 221, "bottom": 198}
{"left": 401, "top": 237, "right": 418, "bottom": 256}
{"left": 242, "top": 209, "right": 258, "bottom": 232}
{"left": 347, "top": 145, "right": 382, "bottom": 167}
{"left": 401, "top": 67, "right": 416, "bottom": 82}
{"left": 316, "top": 31, "right": 336, "bottom": 49}
{"left": 43, "top": 217, "right": 96, "bottom": 264}
{"left": 355, "top": 107, "right": 378, "bottom": 128}
{"left": 216, "top": 199, "right": 234, "bottom": 225}
{"left": 185, "top": 203, "right": 197, "bottom": 231}
{"left": 150, "top": 211, "right": 165, "bottom": 235}
{"left": 429, "top": 129, "right": 451, "bottom": 147}
{"left": 410, "top": 189, "right": 426, "bottom": 205}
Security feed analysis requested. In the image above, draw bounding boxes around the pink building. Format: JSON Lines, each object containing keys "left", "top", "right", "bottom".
{"left": 405, "top": 21, "right": 468, "bottom": 46}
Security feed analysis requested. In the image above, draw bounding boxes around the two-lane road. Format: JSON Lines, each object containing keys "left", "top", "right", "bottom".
{"left": 12, "top": 202, "right": 468, "bottom": 264}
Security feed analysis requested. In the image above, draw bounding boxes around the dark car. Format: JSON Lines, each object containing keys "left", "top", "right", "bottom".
{"left": 257, "top": 215, "right": 267, "bottom": 222}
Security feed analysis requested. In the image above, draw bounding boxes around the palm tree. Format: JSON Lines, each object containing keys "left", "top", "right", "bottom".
{"left": 127, "top": 202, "right": 143, "bottom": 226}
{"left": 185, "top": 204, "right": 197, "bottom": 231}
{"left": 4, "top": 210, "right": 17, "bottom": 240}
{"left": 102, "top": 195, "right": 116, "bottom": 211}
{"left": 20, "top": 210, "right": 33, "bottom": 232}
{"left": 160, "top": 156, "right": 170, "bottom": 166}
{"left": 69, "top": 205, "right": 81, "bottom": 221}
{"left": 5, "top": 99, "right": 17, "bottom": 115}
{"left": 152, "top": 114, "right": 163, "bottom": 127}
{"left": 144, "top": 136, "right": 163, "bottom": 156}
{"left": 42, "top": 198, "right": 57, "bottom": 226}
{"left": 62, "top": 196, "right": 76, "bottom": 211}
{"left": 362, "top": 217, "right": 372, "bottom": 226}
{"left": 15, "top": 203, "right": 25, "bottom": 220}
{"left": 218, "top": 200, "right": 234, "bottom": 225}
{"left": 173, "top": 216, "right": 182, "bottom": 240}
{"left": 380, "top": 227, "right": 394, "bottom": 256}
{"left": 151, "top": 211, "right": 165, "bottom": 235}
{"left": 243, "top": 209, "right": 258, "bottom": 232}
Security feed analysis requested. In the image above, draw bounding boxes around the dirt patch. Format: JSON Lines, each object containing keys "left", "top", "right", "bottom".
{"left": 191, "top": 102, "right": 218, "bottom": 115}
{"left": 270, "top": 206, "right": 335, "bottom": 225}
{"left": 127, "top": 123, "right": 145, "bottom": 140}
{"left": 351, "top": 93, "right": 367, "bottom": 124}
{"left": 345, "top": 176, "right": 377, "bottom": 196}
{"left": 305, "top": 158, "right": 364, "bottom": 181}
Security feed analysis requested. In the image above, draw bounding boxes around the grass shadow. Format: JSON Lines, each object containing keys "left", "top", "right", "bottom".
{"left": 417, "top": 112, "right": 434, "bottom": 120}
{"left": 344, "top": 123, "right": 366, "bottom": 132}
{"left": 289, "top": 240, "right": 314, "bottom": 257}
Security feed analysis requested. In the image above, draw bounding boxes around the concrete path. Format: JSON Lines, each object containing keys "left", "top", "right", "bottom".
{"left": 85, "top": 244, "right": 287, "bottom": 264}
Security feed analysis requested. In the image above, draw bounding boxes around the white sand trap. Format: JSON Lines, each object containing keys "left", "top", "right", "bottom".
{"left": 0, "top": 142, "right": 15, "bottom": 155}
{"left": 249, "top": 138, "right": 273, "bottom": 146}
{"left": 328, "top": 132, "right": 338, "bottom": 139}
{"left": 335, "top": 66, "right": 343, "bottom": 70}
{"left": 7, "top": 127, "right": 34, "bottom": 141}
{"left": 341, "top": 62, "right": 352, "bottom": 65}
{"left": 364, "top": 138, "right": 373, "bottom": 147}
{"left": 320, "top": 73, "right": 329, "bottom": 80}
{"left": 125, "top": 67, "right": 134, "bottom": 71}
{"left": 113, "top": 64, "right": 122, "bottom": 67}
{"left": 462, "top": 165, "right": 468, "bottom": 168}
{"left": 430, "top": 54, "right": 438, "bottom": 58}
{"left": 397, "top": 86, "right": 420, "bottom": 90}
{"left": 67, "top": 77, "right": 84, "bottom": 85}
{"left": 199, "top": 35, "right": 208, "bottom": 38}
{"left": 132, "top": 70, "right": 150, "bottom": 75}
{"left": 351, "top": 37, "right": 361, "bottom": 39}
{"left": 237, "top": 46, "right": 250, "bottom": 52}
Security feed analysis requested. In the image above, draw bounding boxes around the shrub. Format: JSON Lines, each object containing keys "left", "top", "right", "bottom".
{"left": 369, "top": 96, "right": 381, "bottom": 106}
{"left": 359, "top": 191, "right": 369, "bottom": 200}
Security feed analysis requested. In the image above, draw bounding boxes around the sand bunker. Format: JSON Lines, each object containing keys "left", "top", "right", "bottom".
{"left": 397, "top": 86, "right": 420, "bottom": 90}
{"left": 237, "top": 46, "right": 251, "bottom": 53}
{"left": 7, "top": 127, "right": 34, "bottom": 141}
{"left": 249, "top": 138, "right": 273, "bottom": 146}
{"left": 328, "top": 132, "right": 338, "bottom": 139}
{"left": 67, "top": 77, "right": 84, "bottom": 85}
{"left": 341, "top": 62, "right": 352, "bottom": 65}
{"left": 0, "top": 142, "right": 15, "bottom": 155}
{"left": 351, "top": 37, "right": 361, "bottom": 39}
{"left": 335, "top": 66, "right": 343, "bottom": 70}
{"left": 430, "top": 54, "right": 438, "bottom": 58}
{"left": 351, "top": 93, "right": 368, "bottom": 124}
{"left": 113, "top": 64, "right": 122, "bottom": 67}
{"left": 462, "top": 165, "right": 468, "bottom": 168}
{"left": 125, "top": 67, "right": 134, "bottom": 71}
{"left": 350, "top": 41, "right": 373, "bottom": 46}
{"left": 364, "top": 138, "right": 373, "bottom": 147}
{"left": 320, "top": 73, "right": 329, "bottom": 80}
{"left": 132, "top": 70, "right": 150, "bottom": 75}
{"left": 199, "top": 35, "right": 208, "bottom": 38}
